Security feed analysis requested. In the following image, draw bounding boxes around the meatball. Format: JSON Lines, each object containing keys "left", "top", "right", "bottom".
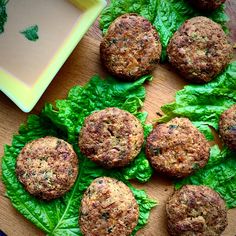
{"left": 219, "top": 104, "right": 236, "bottom": 150}
{"left": 100, "top": 13, "right": 162, "bottom": 80}
{"left": 166, "top": 185, "right": 228, "bottom": 236}
{"left": 167, "top": 16, "right": 233, "bottom": 83}
{"left": 79, "top": 107, "right": 144, "bottom": 168}
{"left": 79, "top": 177, "right": 139, "bottom": 236}
{"left": 16, "top": 136, "right": 78, "bottom": 200}
{"left": 188, "top": 0, "right": 226, "bottom": 11}
{"left": 146, "top": 117, "right": 210, "bottom": 178}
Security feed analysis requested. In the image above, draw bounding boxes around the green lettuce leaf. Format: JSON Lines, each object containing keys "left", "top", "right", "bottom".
{"left": 159, "top": 62, "right": 236, "bottom": 208}
{"left": 2, "top": 75, "right": 156, "bottom": 235}
{"left": 122, "top": 151, "right": 153, "bottom": 183}
{"left": 176, "top": 146, "right": 236, "bottom": 208}
{"left": 100, "top": 0, "right": 228, "bottom": 60}
{"left": 159, "top": 62, "right": 236, "bottom": 129}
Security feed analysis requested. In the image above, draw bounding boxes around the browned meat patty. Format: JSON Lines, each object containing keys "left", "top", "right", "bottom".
{"left": 79, "top": 177, "right": 139, "bottom": 236}
{"left": 166, "top": 185, "right": 228, "bottom": 236}
{"left": 167, "top": 16, "right": 233, "bottom": 83}
{"left": 79, "top": 107, "right": 144, "bottom": 168}
{"left": 146, "top": 117, "right": 210, "bottom": 178}
{"left": 188, "top": 0, "right": 226, "bottom": 11}
{"left": 219, "top": 104, "right": 236, "bottom": 150}
{"left": 100, "top": 13, "right": 162, "bottom": 80}
{"left": 16, "top": 136, "right": 78, "bottom": 200}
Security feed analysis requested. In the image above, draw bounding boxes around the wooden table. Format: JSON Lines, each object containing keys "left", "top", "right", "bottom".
{"left": 0, "top": 1, "right": 236, "bottom": 235}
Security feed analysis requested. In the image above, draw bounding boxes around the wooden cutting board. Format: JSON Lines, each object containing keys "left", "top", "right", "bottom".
{"left": 1, "top": 1, "right": 236, "bottom": 235}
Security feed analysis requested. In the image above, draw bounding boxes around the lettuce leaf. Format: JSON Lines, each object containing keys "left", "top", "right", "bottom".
{"left": 159, "top": 62, "right": 236, "bottom": 208}
{"left": 100, "top": 0, "right": 228, "bottom": 60}
{"left": 2, "top": 75, "right": 156, "bottom": 235}
{"left": 159, "top": 62, "right": 236, "bottom": 128}
{"left": 176, "top": 146, "right": 236, "bottom": 208}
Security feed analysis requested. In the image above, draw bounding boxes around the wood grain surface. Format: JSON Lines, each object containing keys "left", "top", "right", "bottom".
{"left": 0, "top": 1, "right": 236, "bottom": 235}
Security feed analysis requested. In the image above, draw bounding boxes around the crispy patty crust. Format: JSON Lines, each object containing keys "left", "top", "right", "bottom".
{"left": 167, "top": 16, "right": 233, "bottom": 83}
{"left": 79, "top": 107, "right": 144, "bottom": 168}
{"left": 146, "top": 118, "right": 210, "bottom": 178}
{"left": 166, "top": 185, "right": 228, "bottom": 236}
{"left": 16, "top": 136, "right": 78, "bottom": 200}
{"left": 79, "top": 177, "right": 139, "bottom": 236}
{"left": 100, "top": 13, "right": 162, "bottom": 80}
{"left": 188, "top": 0, "right": 226, "bottom": 11}
{"left": 219, "top": 104, "right": 236, "bottom": 150}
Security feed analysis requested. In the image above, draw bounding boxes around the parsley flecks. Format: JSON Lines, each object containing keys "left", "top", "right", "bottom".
{"left": 20, "top": 25, "right": 39, "bottom": 42}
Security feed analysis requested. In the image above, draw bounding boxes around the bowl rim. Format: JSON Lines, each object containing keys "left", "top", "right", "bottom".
{"left": 0, "top": 0, "right": 106, "bottom": 112}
